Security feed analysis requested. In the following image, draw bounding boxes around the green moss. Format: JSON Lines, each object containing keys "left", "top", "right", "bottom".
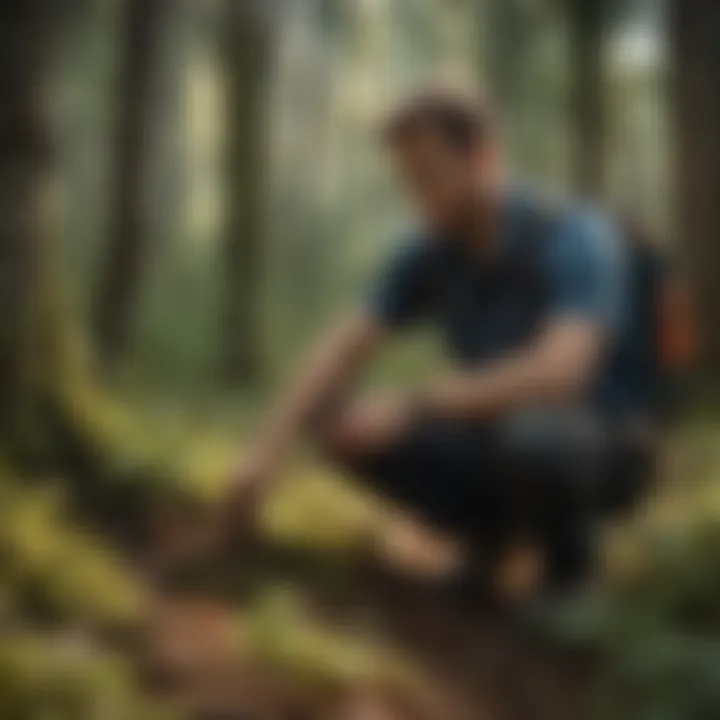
{"left": 245, "top": 587, "right": 420, "bottom": 693}
{"left": 0, "top": 634, "right": 182, "bottom": 720}
{"left": 0, "top": 479, "right": 143, "bottom": 627}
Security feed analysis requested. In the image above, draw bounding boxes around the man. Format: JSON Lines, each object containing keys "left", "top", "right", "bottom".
{"left": 229, "top": 87, "right": 638, "bottom": 595}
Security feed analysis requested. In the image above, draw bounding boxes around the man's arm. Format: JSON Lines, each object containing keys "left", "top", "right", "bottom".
{"left": 424, "top": 208, "right": 624, "bottom": 421}
{"left": 423, "top": 319, "right": 604, "bottom": 420}
{"left": 232, "top": 234, "right": 434, "bottom": 508}
{"left": 240, "top": 311, "right": 387, "bottom": 481}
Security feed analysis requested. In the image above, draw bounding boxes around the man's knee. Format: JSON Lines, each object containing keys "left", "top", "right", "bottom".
{"left": 498, "top": 407, "right": 607, "bottom": 497}
{"left": 500, "top": 408, "right": 605, "bottom": 463}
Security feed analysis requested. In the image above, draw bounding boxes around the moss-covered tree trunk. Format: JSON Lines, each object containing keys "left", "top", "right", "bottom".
{"left": 565, "top": 0, "right": 607, "bottom": 197}
{"left": 93, "top": 0, "right": 169, "bottom": 374}
{"left": 219, "top": 0, "right": 274, "bottom": 387}
{"left": 0, "top": 3, "right": 58, "bottom": 447}
{"left": 671, "top": 0, "right": 720, "bottom": 372}
{"left": 0, "top": 2, "right": 178, "bottom": 540}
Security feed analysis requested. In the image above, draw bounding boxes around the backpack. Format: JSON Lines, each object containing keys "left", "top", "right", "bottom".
{"left": 623, "top": 218, "right": 696, "bottom": 423}
{"left": 599, "top": 221, "right": 695, "bottom": 513}
{"left": 531, "top": 205, "right": 696, "bottom": 424}
{"left": 523, "top": 203, "right": 696, "bottom": 515}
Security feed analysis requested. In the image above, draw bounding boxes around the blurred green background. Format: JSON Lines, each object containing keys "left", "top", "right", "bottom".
{"left": 2, "top": 0, "right": 720, "bottom": 718}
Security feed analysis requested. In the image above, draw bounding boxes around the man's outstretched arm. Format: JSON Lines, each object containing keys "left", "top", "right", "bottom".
{"left": 234, "top": 234, "right": 436, "bottom": 497}
{"left": 232, "top": 311, "right": 387, "bottom": 497}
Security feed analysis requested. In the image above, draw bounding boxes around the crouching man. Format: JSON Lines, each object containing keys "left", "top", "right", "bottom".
{"left": 228, "top": 87, "right": 650, "bottom": 599}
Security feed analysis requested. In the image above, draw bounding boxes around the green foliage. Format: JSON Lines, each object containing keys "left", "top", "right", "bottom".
{"left": 246, "top": 587, "right": 420, "bottom": 693}
{"left": 14, "top": 1, "right": 704, "bottom": 716}
{"left": 0, "top": 461, "right": 186, "bottom": 718}
{"left": 599, "top": 513, "right": 720, "bottom": 719}
{"left": 0, "top": 634, "right": 179, "bottom": 720}
{"left": 0, "top": 476, "right": 143, "bottom": 627}
{"left": 528, "top": 437, "right": 720, "bottom": 719}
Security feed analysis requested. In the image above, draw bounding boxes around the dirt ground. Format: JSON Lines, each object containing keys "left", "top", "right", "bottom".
{"left": 143, "top": 534, "right": 597, "bottom": 720}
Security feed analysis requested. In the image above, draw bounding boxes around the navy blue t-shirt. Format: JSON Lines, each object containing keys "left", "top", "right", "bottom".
{"left": 367, "top": 191, "right": 639, "bottom": 416}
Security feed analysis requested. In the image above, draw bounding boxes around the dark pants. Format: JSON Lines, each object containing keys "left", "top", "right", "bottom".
{"left": 325, "top": 407, "right": 653, "bottom": 586}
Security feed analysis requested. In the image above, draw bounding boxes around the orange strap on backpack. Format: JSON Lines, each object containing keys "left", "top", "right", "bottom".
{"left": 657, "top": 276, "right": 697, "bottom": 371}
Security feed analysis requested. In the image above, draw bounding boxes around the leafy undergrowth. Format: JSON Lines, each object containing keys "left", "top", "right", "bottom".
{"left": 544, "top": 423, "right": 720, "bottom": 720}
{"left": 0, "top": 467, "right": 178, "bottom": 719}
{"left": 0, "top": 633, "right": 180, "bottom": 720}
{"left": 166, "top": 418, "right": 720, "bottom": 719}
{"left": 6, "top": 381, "right": 720, "bottom": 718}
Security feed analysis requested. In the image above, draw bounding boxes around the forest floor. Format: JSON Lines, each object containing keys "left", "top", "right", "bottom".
{"left": 143, "top": 532, "right": 601, "bottom": 720}
{"left": 130, "top": 421, "right": 698, "bottom": 719}
{"left": 40, "top": 389, "right": 720, "bottom": 719}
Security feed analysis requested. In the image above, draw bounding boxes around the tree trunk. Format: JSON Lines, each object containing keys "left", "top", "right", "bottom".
{"left": 93, "top": 0, "right": 169, "bottom": 373}
{"left": 0, "top": 3, "right": 58, "bottom": 442}
{"left": 670, "top": 0, "right": 720, "bottom": 371}
{"left": 0, "top": 3, "right": 193, "bottom": 546}
{"left": 218, "top": 0, "right": 274, "bottom": 386}
{"left": 566, "top": 0, "right": 607, "bottom": 197}
{"left": 482, "top": 0, "right": 528, "bottom": 116}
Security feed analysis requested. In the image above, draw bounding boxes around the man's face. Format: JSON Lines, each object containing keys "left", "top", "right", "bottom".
{"left": 391, "top": 129, "right": 487, "bottom": 233}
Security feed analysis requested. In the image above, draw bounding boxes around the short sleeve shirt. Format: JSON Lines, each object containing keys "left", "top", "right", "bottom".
{"left": 367, "top": 189, "right": 631, "bottom": 414}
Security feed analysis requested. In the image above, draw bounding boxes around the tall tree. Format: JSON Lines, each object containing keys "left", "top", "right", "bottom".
{"left": 670, "top": 0, "right": 720, "bottom": 370}
{"left": 564, "top": 0, "right": 608, "bottom": 196}
{"left": 93, "top": 0, "right": 169, "bottom": 373}
{"left": 480, "top": 0, "right": 541, "bottom": 176}
{"left": 219, "top": 0, "right": 275, "bottom": 385}
{"left": 482, "top": 0, "right": 530, "bottom": 119}
{"left": 0, "top": 2, "right": 59, "bottom": 443}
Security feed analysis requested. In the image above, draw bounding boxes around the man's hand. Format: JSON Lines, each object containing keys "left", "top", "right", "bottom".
{"left": 224, "top": 313, "right": 386, "bottom": 525}
{"left": 226, "top": 444, "right": 279, "bottom": 535}
{"left": 147, "top": 447, "right": 277, "bottom": 573}
{"left": 326, "top": 394, "right": 420, "bottom": 457}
